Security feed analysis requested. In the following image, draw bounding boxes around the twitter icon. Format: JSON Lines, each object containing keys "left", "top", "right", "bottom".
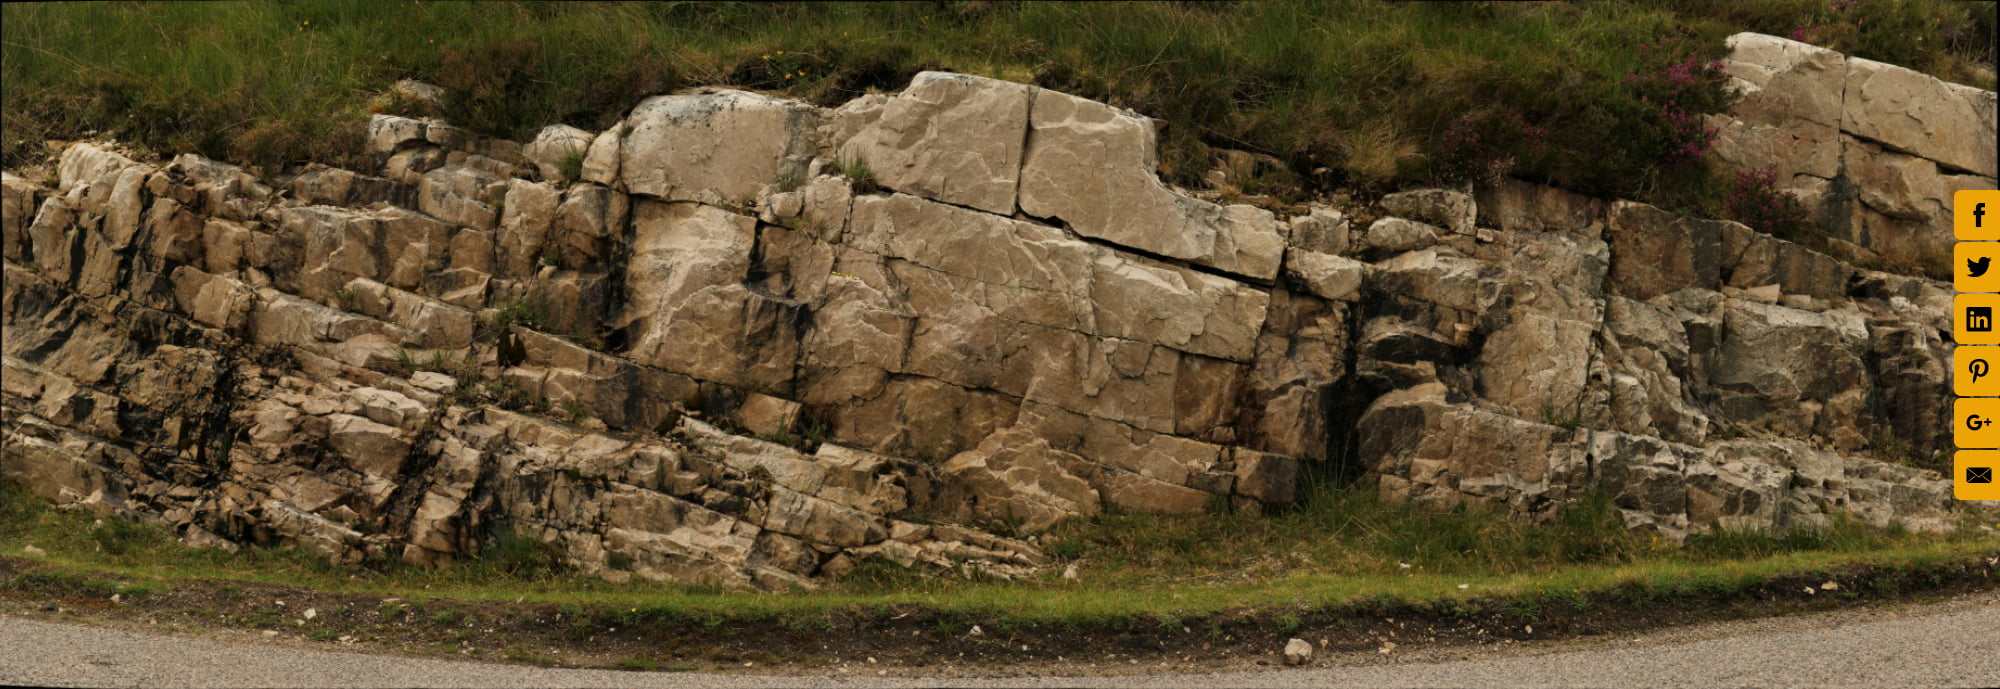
{"left": 1960, "top": 243, "right": 2000, "bottom": 293}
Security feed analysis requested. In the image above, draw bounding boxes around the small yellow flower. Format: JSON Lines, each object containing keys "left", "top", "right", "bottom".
{"left": 776, "top": 50, "right": 784, "bottom": 55}
{"left": 762, "top": 54, "right": 770, "bottom": 60}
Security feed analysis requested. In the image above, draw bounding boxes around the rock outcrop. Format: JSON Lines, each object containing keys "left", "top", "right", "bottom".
{"left": 3, "top": 62, "right": 1987, "bottom": 589}
{"left": 1709, "top": 32, "right": 1998, "bottom": 271}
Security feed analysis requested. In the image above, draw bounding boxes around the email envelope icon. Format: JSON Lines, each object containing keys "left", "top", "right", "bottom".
{"left": 1969, "top": 467, "right": 1995, "bottom": 484}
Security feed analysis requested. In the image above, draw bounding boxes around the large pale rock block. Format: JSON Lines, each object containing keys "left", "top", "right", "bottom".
{"left": 57, "top": 143, "right": 139, "bottom": 197}
{"left": 417, "top": 165, "right": 500, "bottom": 230}
{"left": 497, "top": 180, "right": 560, "bottom": 276}
{"left": 1017, "top": 89, "right": 1283, "bottom": 281}
{"left": 623, "top": 201, "right": 756, "bottom": 361}
{"left": 1357, "top": 388, "right": 1587, "bottom": 511}
{"left": 1723, "top": 33, "right": 1848, "bottom": 127}
{"left": 1706, "top": 114, "right": 1841, "bottom": 183}
{"left": 939, "top": 427, "right": 1101, "bottom": 533}
{"left": 1843, "top": 56, "right": 1997, "bottom": 177}
{"left": 619, "top": 90, "right": 819, "bottom": 204}
{"left": 1088, "top": 253, "right": 1269, "bottom": 362}
{"left": 833, "top": 72, "right": 1030, "bottom": 215}
{"left": 1475, "top": 311, "right": 1595, "bottom": 421}
{"left": 1710, "top": 299, "right": 1871, "bottom": 450}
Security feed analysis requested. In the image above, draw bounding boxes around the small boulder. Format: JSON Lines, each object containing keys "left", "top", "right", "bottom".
{"left": 523, "top": 125, "right": 595, "bottom": 182}
{"left": 1363, "top": 217, "right": 1441, "bottom": 255}
{"left": 1381, "top": 188, "right": 1476, "bottom": 236}
{"left": 1284, "top": 637, "right": 1314, "bottom": 666}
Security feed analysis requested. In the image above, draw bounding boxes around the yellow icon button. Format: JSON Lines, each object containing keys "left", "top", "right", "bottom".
{"left": 1956, "top": 398, "right": 2000, "bottom": 448}
{"left": 1955, "top": 451, "right": 2000, "bottom": 501}
{"left": 1955, "top": 294, "right": 2000, "bottom": 345}
{"left": 1958, "top": 190, "right": 2000, "bottom": 240}
{"left": 1956, "top": 242, "right": 2000, "bottom": 293}
{"left": 1956, "top": 346, "right": 2000, "bottom": 397}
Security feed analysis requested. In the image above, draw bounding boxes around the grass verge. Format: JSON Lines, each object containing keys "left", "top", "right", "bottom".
{"left": 3, "top": 484, "right": 1995, "bottom": 671}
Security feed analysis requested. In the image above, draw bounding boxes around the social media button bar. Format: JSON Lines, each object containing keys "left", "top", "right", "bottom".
{"left": 1955, "top": 294, "right": 2000, "bottom": 345}
{"left": 1958, "top": 190, "right": 2000, "bottom": 241}
{"left": 1954, "top": 451, "right": 2000, "bottom": 501}
{"left": 1954, "top": 398, "right": 2000, "bottom": 448}
{"left": 1956, "top": 241, "right": 2000, "bottom": 293}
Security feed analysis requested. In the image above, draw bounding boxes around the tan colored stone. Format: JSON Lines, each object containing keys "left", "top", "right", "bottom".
{"left": 939, "top": 427, "right": 1100, "bottom": 532}
{"left": 417, "top": 165, "right": 500, "bottom": 230}
{"left": 1017, "top": 88, "right": 1283, "bottom": 280}
{"left": 523, "top": 124, "right": 595, "bottom": 181}
{"left": 1723, "top": 33, "right": 1848, "bottom": 128}
{"left": 498, "top": 180, "right": 560, "bottom": 276}
{"left": 1843, "top": 56, "right": 1997, "bottom": 177}
{"left": 1381, "top": 188, "right": 1476, "bottom": 236}
{"left": 1283, "top": 250, "right": 1367, "bottom": 302}
{"left": 619, "top": 90, "right": 819, "bottom": 204}
{"left": 833, "top": 72, "right": 1030, "bottom": 215}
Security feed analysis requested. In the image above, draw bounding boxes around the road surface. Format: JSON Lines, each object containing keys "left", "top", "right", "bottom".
{"left": 5, "top": 593, "right": 1999, "bottom": 688}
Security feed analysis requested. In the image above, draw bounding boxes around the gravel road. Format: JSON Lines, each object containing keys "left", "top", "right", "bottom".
{"left": 6, "top": 593, "right": 1999, "bottom": 689}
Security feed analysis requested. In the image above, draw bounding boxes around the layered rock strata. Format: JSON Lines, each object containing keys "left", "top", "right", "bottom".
{"left": 2, "top": 66, "right": 1988, "bottom": 588}
{"left": 1709, "top": 32, "right": 1998, "bottom": 270}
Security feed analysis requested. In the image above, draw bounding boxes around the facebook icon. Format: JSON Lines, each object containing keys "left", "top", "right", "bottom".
{"left": 1979, "top": 202, "right": 1988, "bottom": 228}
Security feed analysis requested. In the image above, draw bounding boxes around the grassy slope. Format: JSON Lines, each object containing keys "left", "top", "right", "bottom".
{"left": 4, "top": 1, "right": 1992, "bottom": 205}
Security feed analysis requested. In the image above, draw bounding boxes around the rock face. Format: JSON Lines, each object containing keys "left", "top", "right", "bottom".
{"left": 2, "top": 64, "right": 1985, "bottom": 590}
{"left": 1710, "top": 32, "right": 1997, "bottom": 270}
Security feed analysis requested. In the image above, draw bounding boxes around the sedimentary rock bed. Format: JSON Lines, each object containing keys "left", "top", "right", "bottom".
{"left": 2, "top": 38, "right": 1990, "bottom": 588}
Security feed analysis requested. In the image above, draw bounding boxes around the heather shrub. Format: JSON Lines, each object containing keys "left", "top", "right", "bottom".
{"left": 1725, "top": 166, "right": 1814, "bottom": 243}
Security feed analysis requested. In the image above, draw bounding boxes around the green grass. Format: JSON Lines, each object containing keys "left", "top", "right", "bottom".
{"left": 4, "top": 1, "right": 1991, "bottom": 205}
{"left": 4, "top": 483, "right": 1994, "bottom": 626}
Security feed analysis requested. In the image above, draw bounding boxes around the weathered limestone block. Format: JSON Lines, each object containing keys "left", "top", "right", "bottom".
{"left": 550, "top": 184, "right": 626, "bottom": 267}
{"left": 367, "top": 115, "right": 430, "bottom": 156}
{"left": 1087, "top": 253, "right": 1269, "bottom": 362}
{"left": 580, "top": 126, "right": 621, "bottom": 186}
{"left": 1600, "top": 296, "right": 1709, "bottom": 444}
{"left": 939, "top": 427, "right": 1101, "bottom": 532}
{"left": 417, "top": 165, "right": 501, "bottom": 231}
{"left": 1361, "top": 217, "right": 1441, "bottom": 255}
{"left": 1380, "top": 188, "right": 1476, "bottom": 236}
{"left": 1718, "top": 221, "right": 1853, "bottom": 301}
{"left": 1287, "top": 207, "right": 1349, "bottom": 256}
{"left": 3, "top": 173, "right": 41, "bottom": 262}
{"left": 523, "top": 124, "right": 595, "bottom": 182}
{"left": 1283, "top": 250, "right": 1367, "bottom": 302}
{"left": 498, "top": 180, "right": 560, "bottom": 276}
{"left": 832, "top": 72, "right": 1030, "bottom": 215}
{"left": 619, "top": 90, "right": 819, "bottom": 204}
{"left": 170, "top": 267, "right": 255, "bottom": 331}
{"left": 1723, "top": 33, "right": 1848, "bottom": 128}
{"left": 1710, "top": 299, "right": 1871, "bottom": 450}
{"left": 1843, "top": 55, "right": 1997, "bottom": 177}
{"left": 1605, "top": 201, "right": 1724, "bottom": 300}
{"left": 1017, "top": 88, "right": 1283, "bottom": 281}
{"left": 1024, "top": 336, "right": 1180, "bottom": 434}
{"left": 1474, "top": 311, "right": 1595, "bottom": 421}
{"left": 1357, "top": 386, "right": 1587, "bottom": 511}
